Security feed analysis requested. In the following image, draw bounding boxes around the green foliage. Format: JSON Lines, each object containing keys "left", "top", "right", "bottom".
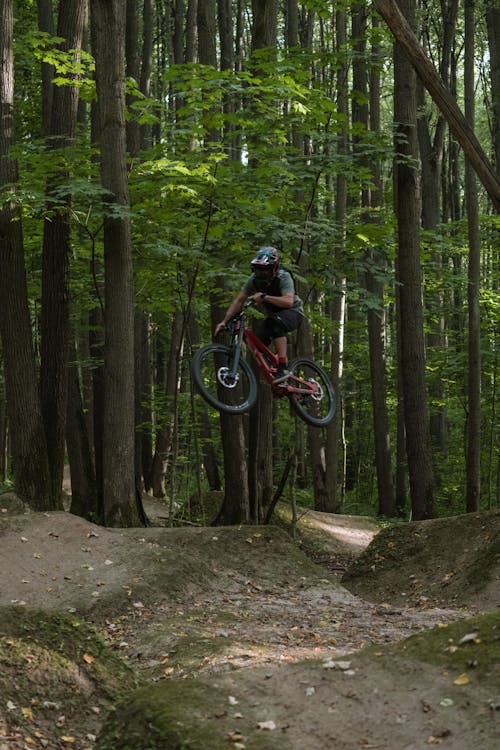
{"left": 3, "top": 0, "right": 498, "bottom": 516}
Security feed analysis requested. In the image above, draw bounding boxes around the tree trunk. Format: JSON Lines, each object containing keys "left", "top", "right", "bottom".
{"left": 417, "top": 0, "right": 458, "bottom": 454}
{"left": 140, "top": 0, "right": 154, "bottom": 150}
{"left": 125, "top": 2, "right": 154, "bottom": 494}
{"left": 92, "top": 0, "right": 140, "bottom": 526}
{"left": 251, "top": 0, "right": 278, "bottom": 50}
{"left": 352, "top": 5, "right": 395, "bottom": 517}
{"left": 248, "top": 363, "right": 274, "bottom": 523}
{"left": 486, "top": 1, "right": 500, "bottom": 174}
{"left": 67, "top": 341, "right": 99, "bottom": 520}
{"left": 394, "top": 0, "right": 435, "bottom": 520}
{"left": 369, "top": 16, "right": 395, "bottom": 517}
{"left": 36, "top": 0, "right": 54, "bottom": 135}
{"left": 0, "top": 0, "right": 52, "bottom": 509}
{"left": 188, "top": 315, "right": 221, "bottom": 492}
{"left": 196, "top": 2, "right": 250, "bottom": 522}
{"left": 464, "top": 0, "right": 481, "bottom": 512}
{"left": 322, "top": 5, "right": 349, "bottom": 514}
{"left": 150, "top": 311, "right": 184, "bottom": 497}
{"left": 209, "top": 294, "right": 250, "bottom": 524}
{"left": 134, "top": 311, "right": 153, "bottom": 491}
{"left": 40, "top": 0, "right": 87, "bottom": 509}
{"left": 245, "top": 0, "right": 279, "bottom": 522}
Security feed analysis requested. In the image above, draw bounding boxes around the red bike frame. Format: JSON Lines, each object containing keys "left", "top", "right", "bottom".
{"left": 240, "top": 325, "right": 320, "bottom": 399}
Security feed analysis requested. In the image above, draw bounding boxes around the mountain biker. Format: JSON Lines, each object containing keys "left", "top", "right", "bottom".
{"left": 214, "top": 247, "right": 304, "bottom": 384}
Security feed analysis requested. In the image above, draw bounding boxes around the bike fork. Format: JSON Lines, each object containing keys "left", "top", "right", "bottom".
{"left": 228, "top": 325, "right": 245, "bottom": 379}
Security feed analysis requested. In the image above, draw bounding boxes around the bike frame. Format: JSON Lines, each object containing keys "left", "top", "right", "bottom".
{"left": 227, "top": 310, "right": 320, "bottom": 399}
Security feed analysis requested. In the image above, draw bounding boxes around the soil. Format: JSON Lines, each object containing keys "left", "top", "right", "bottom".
{"left": 0, "top": 492, "right": 499, "bottom": 750}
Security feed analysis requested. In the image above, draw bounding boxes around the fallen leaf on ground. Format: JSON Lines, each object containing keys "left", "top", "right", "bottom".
{"left": 459, "top": 632, "right": 480, "bottom": 645}
{"left": 257, "top": 720, "right": 276, "bottom": 730}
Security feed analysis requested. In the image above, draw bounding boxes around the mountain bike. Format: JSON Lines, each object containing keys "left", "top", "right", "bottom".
{"left": 191, "top": 304, "right": 336, "bottom": 427}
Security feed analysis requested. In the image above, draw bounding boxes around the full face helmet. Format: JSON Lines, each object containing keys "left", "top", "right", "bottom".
{"left": 250, "top": 246, "right": 279, "bottom": 280}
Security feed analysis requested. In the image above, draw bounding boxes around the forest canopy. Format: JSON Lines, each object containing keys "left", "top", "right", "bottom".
{"left": 0, "top": 0, "right": 499, "bottom": 526}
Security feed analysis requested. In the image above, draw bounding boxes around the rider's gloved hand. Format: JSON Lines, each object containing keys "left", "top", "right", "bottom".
{"left": 248, "top": 292, "right": 266, "bottom": 305}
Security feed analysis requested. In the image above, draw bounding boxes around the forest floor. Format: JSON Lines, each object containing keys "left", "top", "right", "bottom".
{"left": 0, "top": 491, "right": 499, "bottom": 750}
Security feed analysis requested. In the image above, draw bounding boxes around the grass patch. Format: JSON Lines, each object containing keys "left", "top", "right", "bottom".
{"left": 0, "top": 606, "right": 136, "bottom": 744}
{"left": 383, "top": 610, "right": 500, "bottom": 688}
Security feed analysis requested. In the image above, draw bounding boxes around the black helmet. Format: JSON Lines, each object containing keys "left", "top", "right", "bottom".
{"left": 250, "top": 246, "right": 279, "bottom": 278}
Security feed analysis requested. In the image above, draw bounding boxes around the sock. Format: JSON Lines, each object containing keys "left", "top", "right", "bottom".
{"left": 278, "top": 357, "right": 287, "bottom": 366}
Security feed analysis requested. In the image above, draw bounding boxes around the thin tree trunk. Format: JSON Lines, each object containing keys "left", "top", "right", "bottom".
{"left": 36, "top": 0, "right": 54, "bottom": 135}
{"left": 417, "top": 0, "right": 458, "bottom": 453}
{"left": 140, "top": 0, "right": 154, "bottom": 150}
{"left": 464, "top": 0, "right": 481, "bottom": 512}
{"left": 353, "top": 6, "right": 395, "bottom": 516}
{"left": 486, "top": 1, "right": 500, "bottom": 174}
{"left": 324, "top": 5, "right": 349, "bottom": 514}
{"left": 246, "top": 0, "right": 278, "bottom": 522}
{"left": 150, "top": 311, "right": 184, "bottom": 497}
{"left": 67, "top": 341, "right": 99, "bottom": 519}
{"left": 188, "top": 315, "right": 221, "bottom": 491}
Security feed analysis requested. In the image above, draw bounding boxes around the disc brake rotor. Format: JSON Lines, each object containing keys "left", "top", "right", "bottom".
{"left": 217, "top": 366, "right": 239, "bottom": 389}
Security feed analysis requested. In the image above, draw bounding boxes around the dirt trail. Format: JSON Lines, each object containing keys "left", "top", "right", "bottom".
{"left": 0, "top": 495, "right": 499, "bottom": 750}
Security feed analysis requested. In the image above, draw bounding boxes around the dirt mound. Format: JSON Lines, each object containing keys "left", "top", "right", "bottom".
{"left": 97, "top": 610, "right": 500, "bottom": 750}
{"left": 0, "top": 511, "right": 330, "bottom": 619}
{"left": 342, "top": 511, "right": 500, "bottom": 611}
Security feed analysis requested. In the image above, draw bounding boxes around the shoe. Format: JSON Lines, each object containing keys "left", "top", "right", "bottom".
{"left": 273, "top": 365, "right": 290, "bottom": 385}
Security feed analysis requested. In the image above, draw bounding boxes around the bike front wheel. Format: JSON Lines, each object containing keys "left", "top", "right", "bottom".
{"left": 191, "top": 344, "right": 258, "bottom": 414}
{"left": 287, "top": 357, "right": 336, "bottom": 427}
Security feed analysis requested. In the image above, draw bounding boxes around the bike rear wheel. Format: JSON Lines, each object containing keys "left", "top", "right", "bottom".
{"left": 191, "top": 344, "right": 258, "bottom": 414}
{"left": 287, "top": 357, "right": 336, "bottom": 427}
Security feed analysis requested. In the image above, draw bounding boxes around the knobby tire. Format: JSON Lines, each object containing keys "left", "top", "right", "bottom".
{"left": 288, "top": 357, "right": 336, "bottom": 427}
{"left": 191, "top": 343, "right": 258, "bottom": 414}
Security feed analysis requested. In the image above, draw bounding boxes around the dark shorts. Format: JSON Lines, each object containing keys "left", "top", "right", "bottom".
{"left": 256, "top": 309, "right": 303, "bottom": 345}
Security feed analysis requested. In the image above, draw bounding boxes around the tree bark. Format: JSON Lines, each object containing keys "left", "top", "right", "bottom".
{"left": 251, "top": 0, "right": 278, "bottom": 50}
{"left": 196, "top": 1, "right": 250, "bottom": 523}
{"left": 92, "top": 0, "right": 140, "bottom": 526}
{"left": 140, "top": 0, "right": 154, "bottom": 150}
{"left": 150, "top": 311, "right": 184, "bottom": 497}
{"left": 375, "top": 0, "right": 500, "bottom": 212}
{"left": 134, "top": 311, "right": 153, "bottom": 491}
{"left": 417, "top": 1, "right": 458, "bottom": 453}
{"left": 248, "top": 362, "right": 274, "bottom": 523}
{"left": 393, "top": 0, "right": 435, "bottom": 520}
{"left": 0, "top": 0, "right": 52, "bottom": 509}
{"left": 36, "top": 0, "right": 54, "bottom": 135}
{"left": 209, "top": 294, "right": 250, "bottom": 524}
{"left": 246, "top": 0, "right": 278, "bottom": 522}
{"left": 486, "top": 1, "right": 500, "bottom": 174}
{"left": 40, "top": 0, "right": 87, "bottom": 509}
{"left": 464, "top": 0, "right": 481, "bottom": 512}
{"left": 67, "top": 340, "right": 99, "bottom": 520}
